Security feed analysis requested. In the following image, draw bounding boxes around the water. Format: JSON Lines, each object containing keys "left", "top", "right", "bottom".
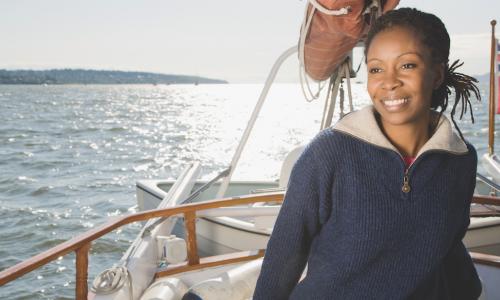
{"left": 0, "top": 83, "right": 491, "bottom": 299}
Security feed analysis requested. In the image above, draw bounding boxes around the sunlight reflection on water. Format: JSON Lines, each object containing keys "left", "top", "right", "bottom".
{"left": 0, "top": 82, "right": 490, "bottom": 299}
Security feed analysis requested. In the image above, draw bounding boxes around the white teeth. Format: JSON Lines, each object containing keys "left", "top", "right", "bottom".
{"left": 383, "top": 98, "right": 408, "bottom": 106}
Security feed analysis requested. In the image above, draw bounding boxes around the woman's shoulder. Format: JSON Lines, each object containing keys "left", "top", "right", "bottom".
{"left": 463, "top": 141, "right": 478, "bottom": 166}
{"left": 464, "top": 141, "right": 477, "bottom": 155}
{"left": 305, "top": 127, "right": 341, "bottom": 154}
{"left": 295, "top": 128, "right": 348, "bottom": 170}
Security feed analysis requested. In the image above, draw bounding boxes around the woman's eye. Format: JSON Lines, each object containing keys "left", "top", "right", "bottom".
{"left": 401, "top": 63, "right": 417, "bottom": 69}
{"left": 368, "top": 67, "right": 382, "bottom": 74}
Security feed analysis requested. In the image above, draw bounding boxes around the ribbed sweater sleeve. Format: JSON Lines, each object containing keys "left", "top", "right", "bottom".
{"left": 460, "top": 144, "right": 477, "bottom": 237}
{"left": 443, "top": 145, "right": 482, "bottom": 300}
{"left": 253, "top": 144, "right": 322, "bottom": 300}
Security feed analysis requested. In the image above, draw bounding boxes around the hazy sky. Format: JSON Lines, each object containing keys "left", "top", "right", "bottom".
{"left": 1, "top": 0, "right": 499, "bottom": 82}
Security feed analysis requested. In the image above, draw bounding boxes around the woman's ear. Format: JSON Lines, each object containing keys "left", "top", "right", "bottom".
{"left": 433, "top": 63, "right": 445, "bottom": 90}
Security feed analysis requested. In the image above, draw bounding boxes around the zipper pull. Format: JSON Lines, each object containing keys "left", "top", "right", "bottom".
{"left": 402, "top": 170, "right": 411, "bottom": 193}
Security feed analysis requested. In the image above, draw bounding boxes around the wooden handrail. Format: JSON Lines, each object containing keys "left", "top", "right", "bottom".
{"left": 155, "top": 250, "right": 265, "bottom": 278}
{"left": 470, "top": 211, "right": 500, "bottom": 218}
{"left": 471, "top": 194, "right": 500, "bottom": 217}
{"left": 0, "top": 191, "right": 284, "bottom": 297}
{"left": 470, "top": 251, "right": 500, "bottom": 268}
{"left": 1, "top": 191, "right": 498, "bottom": 298}
{"left": 472, "top": 194, "right": 500, "bottom": 206}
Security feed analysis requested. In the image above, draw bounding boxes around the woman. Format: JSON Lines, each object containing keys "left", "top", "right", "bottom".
{"left": 253, "top": 8, "right": 482, "bottom": 300}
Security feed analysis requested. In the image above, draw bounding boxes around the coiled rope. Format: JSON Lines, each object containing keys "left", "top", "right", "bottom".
{"left": 91, "top": 266, "right": 133, "bottom": 299}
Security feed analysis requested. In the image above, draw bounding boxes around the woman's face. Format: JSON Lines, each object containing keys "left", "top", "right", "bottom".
{"left": 366, "top": 26, "right": 443, "bottom": 130}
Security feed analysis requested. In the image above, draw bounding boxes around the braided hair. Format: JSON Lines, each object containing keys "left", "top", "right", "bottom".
{"left": 364, "top": 7, "right": 481, "bottom": 141}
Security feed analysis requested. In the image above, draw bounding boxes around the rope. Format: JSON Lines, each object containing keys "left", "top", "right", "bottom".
{"left": 91, "top": 266, "right": 133, "bottom": 299}
{"left": 320, "top": 74, "right": 337, "bottom": 129}
{"left": 339, "top": 82, "right": 345, "bottom": 118}
{"left": 320, "top": 58, "right": 355, "bottom": 129}
{"left": 339, "top": 58, "right": 354, "bottom": 119}
{"left": 299, "top": 4, "right": 323, "bottom": 102}
{"left": 308, "top": 0, "right": 351, "bottom": 15}
{"left": 320, "top": 71, "right": 341, "bottom": 129}
{"left": 344, "top": 59, "right": 354, "bottom": 112}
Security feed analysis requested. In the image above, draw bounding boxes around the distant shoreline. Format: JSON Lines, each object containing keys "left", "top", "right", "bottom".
{"left": 0, "top": 69, "right": 228, "bottom": 85}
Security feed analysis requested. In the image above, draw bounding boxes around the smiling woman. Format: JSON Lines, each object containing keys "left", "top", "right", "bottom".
{"left": 366, "top": 25, "right": 444, "bottom": 157}
{"left": 364, "top": 7, "right": 480, "bottom": 156}
{"left": 367, "top": 27, "right": 444, "bottom": 157}
{"left": 254, "top": 7, "right": 483, "bottom": 300}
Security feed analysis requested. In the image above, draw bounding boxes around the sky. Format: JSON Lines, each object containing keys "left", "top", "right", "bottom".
{"left": 0, "top": 0, "right": 499, "bottom": 83}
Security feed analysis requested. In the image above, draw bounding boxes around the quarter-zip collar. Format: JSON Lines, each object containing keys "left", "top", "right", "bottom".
{"left": 331, "top": 105, "right": 469, "bottom": 159}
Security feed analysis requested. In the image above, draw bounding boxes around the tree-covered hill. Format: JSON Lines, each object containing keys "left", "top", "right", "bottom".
{"left": 0, "top": 69, "right": 227, "bottom": 84}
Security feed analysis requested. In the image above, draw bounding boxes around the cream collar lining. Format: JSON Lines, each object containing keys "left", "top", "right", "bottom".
{"left": 331, "top": 105, "right": 468, "bottom": 158}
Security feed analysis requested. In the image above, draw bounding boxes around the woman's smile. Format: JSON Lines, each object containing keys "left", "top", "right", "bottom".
{"left": 381, "top": 97, "right": 409, "bottom": 111}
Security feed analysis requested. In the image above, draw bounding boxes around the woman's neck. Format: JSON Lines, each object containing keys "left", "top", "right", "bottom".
{"left": 376, "top": 114, "right": 434, "bottom": 157}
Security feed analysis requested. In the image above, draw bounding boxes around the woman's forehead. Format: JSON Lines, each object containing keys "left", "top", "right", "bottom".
{"left": 366, "top": 26, "right": 431, "bottom": 60}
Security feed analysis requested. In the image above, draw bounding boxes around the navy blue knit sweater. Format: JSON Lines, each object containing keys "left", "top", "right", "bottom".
{"left": 253, "top": 106, "right": 481, "bottom": 300}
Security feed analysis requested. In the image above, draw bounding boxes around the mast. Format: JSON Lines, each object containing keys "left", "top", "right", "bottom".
{"left": 489, "top": 20, "right": 497, "bottom": 156}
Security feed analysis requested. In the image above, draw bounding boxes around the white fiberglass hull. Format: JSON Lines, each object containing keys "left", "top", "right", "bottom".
{"left": 137, "top": 179, "right": 500, "bottom": 256}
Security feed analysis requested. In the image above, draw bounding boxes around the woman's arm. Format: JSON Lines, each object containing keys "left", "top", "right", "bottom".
{"left": 442, "top": 146, "right": 482, "bottom": 299}
{"left": 253, "top": 145, "right": 323, "bottom": 300}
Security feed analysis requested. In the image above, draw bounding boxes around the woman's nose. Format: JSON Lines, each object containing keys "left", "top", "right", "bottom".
{"left": 382, "top": 71, "right": 402, "bottom": 90}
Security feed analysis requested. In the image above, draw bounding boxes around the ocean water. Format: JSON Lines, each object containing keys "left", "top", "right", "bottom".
{"left": 0, "top": 83, "right": 491, "bottom": 299}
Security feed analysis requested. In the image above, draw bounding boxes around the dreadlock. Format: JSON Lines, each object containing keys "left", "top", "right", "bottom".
{"left": 364, "top": 7, "right": 481, "bottom": 141}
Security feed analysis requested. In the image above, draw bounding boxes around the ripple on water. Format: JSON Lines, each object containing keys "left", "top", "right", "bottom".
{"left": 30, "top": 185, "right": 54, "bottom": 196}
{"left": 33, "top": 238, "right": 68, "bottom": 250}
{"left": 21, "top": 160, "right": 59, "bottom": 170}
{"left": 108, "top": 126, "right": 126, "bottom": 132}
{"left": 90, "top": 238, "right": 130, "bottom": 254}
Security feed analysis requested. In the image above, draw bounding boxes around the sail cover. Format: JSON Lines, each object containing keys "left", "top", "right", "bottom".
{"left": 303, "top": 0, "right": 399, "bottom": 81}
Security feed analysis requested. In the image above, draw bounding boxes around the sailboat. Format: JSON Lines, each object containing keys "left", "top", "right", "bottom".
{"left": 1, "top": 1, "right": 500, "bottom": 299}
